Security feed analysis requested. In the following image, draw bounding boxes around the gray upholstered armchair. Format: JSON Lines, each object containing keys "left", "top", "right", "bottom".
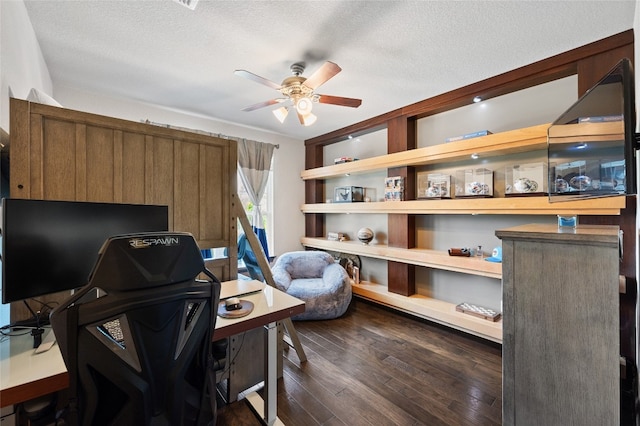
{"left": 271, "top": 251, "right": 352, "bottom": 320}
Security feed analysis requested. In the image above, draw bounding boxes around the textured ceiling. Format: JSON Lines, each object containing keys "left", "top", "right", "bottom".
{"left": 23, "top": 0, "right": 636, "bottom": 141}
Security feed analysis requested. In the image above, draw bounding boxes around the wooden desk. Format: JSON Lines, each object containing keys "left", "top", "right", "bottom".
{"left": 0, "top": 280, "right": 305, "bottom": 425}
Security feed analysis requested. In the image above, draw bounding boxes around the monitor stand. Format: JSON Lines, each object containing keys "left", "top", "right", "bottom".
{"left": 34, "top": 329, "right": 57, "bottom": 354}
{"left": 22, "top": 300, "right": 51, "bottom": 349}
{"left": 31, "top": 327, "right": 44, "bottom": 348}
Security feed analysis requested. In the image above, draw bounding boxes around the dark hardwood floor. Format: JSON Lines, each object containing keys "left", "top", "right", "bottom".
{"left": 216, "top": 298, "right": 502, "bottom": 426}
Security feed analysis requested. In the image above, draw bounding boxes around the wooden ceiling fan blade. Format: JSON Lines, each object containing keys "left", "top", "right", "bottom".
{"left": 234, "top": 70, "right": 281, "bottom": 90}
{"left": 297, "top": 111, "right": 305, "bottom": 125}
{"left": 317, "top": 94, "right": 362, "bottom": 108}
{"left": 241, "top": 99, "right": 284, "bottom": 112}
{"left": 303, "top": 61, "right": 341, "bottom": 90}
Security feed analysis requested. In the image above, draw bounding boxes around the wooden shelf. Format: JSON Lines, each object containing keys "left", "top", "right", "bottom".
{"left": 300, "top": 123, "right": 549, "bottom": 180}
{"left": 352, "top": 281, "right": 502, "bottom": 343}
{"left": 301, "top": 237, "right": 501, "bottom": 279}
{"left": 302, "top": 121, "right": 626, "bottom": 343}
{"left": 301, "top": 195, "right": 626, "bottom": 216}
{"left": 548, "top": 121, "right": 624, "bottom": 144}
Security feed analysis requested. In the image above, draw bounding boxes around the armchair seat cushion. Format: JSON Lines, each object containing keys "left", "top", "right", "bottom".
{"left": 271, "top": 251, "right": 352, "bottom": 320}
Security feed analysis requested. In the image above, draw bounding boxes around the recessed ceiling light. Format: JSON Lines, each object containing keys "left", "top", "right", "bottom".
{"left": 471, "top": 153, "right": 479, "bottom": 159}
{"left": 473, "top": 96, "right": 482, "bottom": 103}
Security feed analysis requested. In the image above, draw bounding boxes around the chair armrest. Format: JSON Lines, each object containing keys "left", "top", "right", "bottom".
{"left": 271, "top": 267, "right": 292, "bottom": 291}
{"left": 322, "top": 263, "right": 350, "bottom": 291}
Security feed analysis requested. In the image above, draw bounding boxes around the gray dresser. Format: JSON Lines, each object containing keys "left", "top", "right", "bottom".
{"left": 497, "top": 223, "right": 621, "bottom": 426}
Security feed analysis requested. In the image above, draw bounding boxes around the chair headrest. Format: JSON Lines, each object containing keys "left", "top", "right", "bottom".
{"left": 88, "top": 232, "right": 205, "bottom": 291}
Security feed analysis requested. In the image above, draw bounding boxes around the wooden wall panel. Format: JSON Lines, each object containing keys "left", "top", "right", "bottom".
{"left": 85, "top": 125, "right": 115, "bottom": 202}
{"left": 199, "top": 141, "right": 234, "bottom": 248}
{"left": 577, "top": 44, "right": 634, "bottom": 95}
{"left": 174, "top": 139, "right": 200, "bottom": 237}
{"left": 121, "top": 132, "right": 146, "bottom": 203}
{"left": 8, "top": 98, "right": 237, "bottom": 320}
{"left": 388, "top": 262, "right": 415, "bottom": 296}
{"left": 304, "top": 144, "right": 325, "bottom": 238}
{"left": 40, "top": 118, "right": 76, "bottom": 200}
{"left": 149, "top": 136, "right": 174, "bottom": 223}
{"left": 387, "top": 117, "right": 417, "bottom": 295}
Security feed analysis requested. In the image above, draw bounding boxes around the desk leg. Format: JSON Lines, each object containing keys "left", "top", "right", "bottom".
{"left": 245, "top": 321, "right": 282, "bottom": 425}
{"left": 265, "top": 321, "right": 277, "bottom": 425}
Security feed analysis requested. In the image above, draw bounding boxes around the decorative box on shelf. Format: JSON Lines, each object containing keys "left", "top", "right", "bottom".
{"left": 334, "top": 186, "right": 364, "bottom": 203}
{"left": 384, "top": 176, "right": 404, "bottom": 201}
{"left": 327, "top": 232, "right": 346, "bottom": 241}
{"left": 417, "top": 172, "right": 451, "bottom": 199}
{"left": 505, "top": 162, "right": 548, "bottom": 196}
{"left": 551, "top": 159, "right": 626, "bottom": 195}
{"left": 550, "top": 160, "right": 601, "bottom": 194}
{"left": 455, "top": 168, "right": 494, "bottom": 198}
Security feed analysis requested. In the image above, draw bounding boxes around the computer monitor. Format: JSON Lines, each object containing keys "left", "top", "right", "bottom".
{"left": 1, "top": 199, "right": 169, "bottom": 304}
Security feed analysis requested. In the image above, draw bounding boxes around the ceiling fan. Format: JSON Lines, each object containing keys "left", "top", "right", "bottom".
{"left": 234, "top": 61, "right": 362, "bottom": 126}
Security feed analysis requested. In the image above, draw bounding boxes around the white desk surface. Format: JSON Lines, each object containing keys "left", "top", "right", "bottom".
{"left": 0, "top": 280, "right": 304, "bottom": 408}
{"left": 214, "top": 280, "right": 305, "bottom": 340}
{"left": 220, "top": 279, "right": 265, "bottom": 300}
{"left": 0, "top": 329, "right": 68, "bottom": 408}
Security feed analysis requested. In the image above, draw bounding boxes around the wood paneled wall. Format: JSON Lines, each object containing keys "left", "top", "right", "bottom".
{"left": 8, "top": 99, "right": 237, "bottom": 321}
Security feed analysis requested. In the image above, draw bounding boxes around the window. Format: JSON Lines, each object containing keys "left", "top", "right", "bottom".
{"left": 237, "top": 166, "right": 274, "bottom": 255}
{"left": 201, "top": 166, "right": 274, "bottom": 263}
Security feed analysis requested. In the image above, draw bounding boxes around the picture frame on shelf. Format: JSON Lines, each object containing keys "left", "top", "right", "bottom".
{"left": 384, "top": 176, "right": 404, "bottom": 201}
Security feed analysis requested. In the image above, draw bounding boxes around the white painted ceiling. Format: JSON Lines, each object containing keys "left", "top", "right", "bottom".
{"left": 23, "top": 0, "right": 636, "bottom": 141}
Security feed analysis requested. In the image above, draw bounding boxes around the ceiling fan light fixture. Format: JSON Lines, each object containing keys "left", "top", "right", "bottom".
{"left": 301, "top": 113, "right": 317, "bottom": 127}
{"left": 273, "top": 107, "right": 289, "bottom": 123}
{"left": 236, "top": 61, "right": 361, "bottom": 127}
{"left": 295, "top": 96, "right": 313, "bottom": 115}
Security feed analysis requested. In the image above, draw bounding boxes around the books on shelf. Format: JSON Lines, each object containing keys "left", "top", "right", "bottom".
{"left": 327, "top": 232, "right": 346, "bottom": 241}
{"left": 384, "top": 176, "right": 404, "bottom": 201}
{"left": 334, "top": 156, "right": 358, "bottom": 164}
{"left": 578, "top": 115, "right": 623, "bottom": 123}
{"left": 445, "top": 129, "right": 493, "bottom": 143}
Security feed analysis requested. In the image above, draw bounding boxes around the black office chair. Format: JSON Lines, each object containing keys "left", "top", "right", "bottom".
{"left": 51, "top": 232, "right": 221, "bottom": 426}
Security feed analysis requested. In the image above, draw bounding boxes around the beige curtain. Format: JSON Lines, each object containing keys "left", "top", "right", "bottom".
{"left": 237, "top": 139, "right": 276, "bottom": 257}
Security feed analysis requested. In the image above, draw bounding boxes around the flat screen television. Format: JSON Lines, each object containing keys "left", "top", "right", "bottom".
{"left": 1, "top": 199, "right": 169, "bottom": 304}
{"left": 548, "top": 58, "right": 638, "bottom": 201}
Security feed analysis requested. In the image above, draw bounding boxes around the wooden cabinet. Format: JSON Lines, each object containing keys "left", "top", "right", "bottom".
{"left": 8, "top": 98, "right": 237, "bottom": 320}
{"left": 498, "top": 224, "right": 620, "bottom": 425}
{"left": 300, "top": 125, "right": 626, "bottom": 342}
